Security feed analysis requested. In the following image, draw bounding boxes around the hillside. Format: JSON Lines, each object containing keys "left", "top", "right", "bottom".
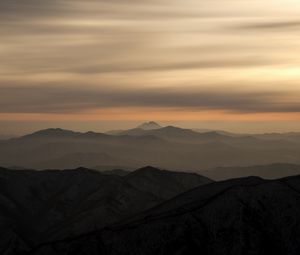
{"left": 0, "top": 166, "right": 211, "bottom": 253}
{"left": 202, "top": 163, "right": 300, "bottom": 181}
{"left": 28, "top": 174, "right": 300, "bottom": 255}
{"left": 0, "top": 126, "right": 300, "bottom": 170}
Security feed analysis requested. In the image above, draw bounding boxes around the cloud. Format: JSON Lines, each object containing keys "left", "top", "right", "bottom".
{"left": 237, "top": 20, "right": 300, "bottom": 31}
{"left": 0, "top": 0, "right": 300, "bottom": 121}
{"left": 0, "top": 84, "right": 299, "bottom": 114}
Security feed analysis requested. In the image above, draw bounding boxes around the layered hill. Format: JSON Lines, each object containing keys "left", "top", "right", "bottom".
{"left": 28, "top": 174, "right": 300, "bottom": 255}
{"left": 202, "top": 163, "right": 300, "bottom": 181}
{"left": 0, "top": 126, "right": 300, "bottom": 170}
{"left": 0, "top": 166, "right": 211, "bottom": 254}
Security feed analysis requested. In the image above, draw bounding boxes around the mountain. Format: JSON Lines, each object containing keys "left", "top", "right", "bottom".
{"left": 21, "top": 128, "right": 81, "bottom": 139}
{"left": 0, "top": 167, "right": 161, "bottom": 251}
{"left": 202, "top": 163, "right": 300, "bottom": 181}
{"left": 254, "top": 132, "right": 300, "bottom": 143}
{"left": 125, "top": 166, "right": 212, "bottom": 199}
{"left": 117, "top": 127, "right": 149, "bottom": 136}
{"left": 0, "top": 166, "right": 211, "bottom": 253}
{"left": 194, "top": 128, "right": 245, "bottom": 137}
{"left": 119, "top": 126, "right": 227, "bottom": 143}
{"left": 28, "top": 174, "right": 300, "bottom": 255}
{"left": 0, "top": 134, "right": 15, "bottom": 140}
{"left": 1, "top": 127, "right": 300, "bottom": 170}
{"left": 106, "top": 122, "right": 162, "bottom": 135}
{"left": 102, "top": 169, "right": 131, "bottom": 176}
{"left": 148, "top": 126, "right": 226, "bottom": 142}
{"left": 93, "top": 165, "right": 134, "bottom": 172}
{"left": 137, "top": 121, "right": 162, "bottom": 130}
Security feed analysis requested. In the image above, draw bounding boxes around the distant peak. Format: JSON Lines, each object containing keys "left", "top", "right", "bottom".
{"left": 163, "top": 125, "right": 181, "bottom": 130}
{"left": 128, "top": 166, "right": 165, "bottom": 176}
{"left": 74, "top": 167, "right": 97, "bottom": 172}
{"left": 137, "top": 166, "right": 162, "bottom": 172}
{"left": 137, "top": 121, "right": 162, "bottom": 130}
{"left": 23, "top": 128, "right": 78, "bottom": 138}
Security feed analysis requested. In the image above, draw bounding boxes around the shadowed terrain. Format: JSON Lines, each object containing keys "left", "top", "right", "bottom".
{"left": 202, "top": 163, "right": 300, "bottom": 181}
{"left": 0, "top": 166, "right": 211, "bottom": 254}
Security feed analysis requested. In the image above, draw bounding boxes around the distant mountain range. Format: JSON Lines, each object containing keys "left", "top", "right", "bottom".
{"left": 106, "top": 121, "right": 161, "bottom": 135}
{"left": 0, "top": 123, "right": 299, "bottom": 170}
{"left": 1, "top": 122, "right": 300, "bottom": 255}
{"left": 137, "top": 121, "right": 162, "bottom": 130}
{"left": 17, "top": 172, "right": 300, "bottom": 255}
{"left": 0, "top": 166, "right": 212, "bottom": 254}
{"left": 0, "top": 134, "right": 15, "bottom": 140}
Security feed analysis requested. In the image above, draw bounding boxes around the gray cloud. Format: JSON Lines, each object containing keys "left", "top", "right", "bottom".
{"left": 0, "top": 84, "right": 299, "bottom": 114}
{"left": 0, "top": 0, "right": 300, "bottom": 121}
{"left": 237, "top": 20, "right": 300, "bottom": 31}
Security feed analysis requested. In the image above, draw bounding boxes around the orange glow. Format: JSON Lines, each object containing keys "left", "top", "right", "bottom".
{"left": 1, "top": 108, "right": 299, "bottom": 122}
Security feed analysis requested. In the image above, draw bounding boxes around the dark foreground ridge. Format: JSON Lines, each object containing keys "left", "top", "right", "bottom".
{"left": 15, "top": 174, "right": 300, "bottom": 255}
{"left": 0, "top": 166, "right": 211, "bottom": 254}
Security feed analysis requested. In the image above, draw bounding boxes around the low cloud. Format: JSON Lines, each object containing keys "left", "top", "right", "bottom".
{"left": 0, "top": 84, "right": 299, "bottom": 114}
{"left": 0, "top": 0, "right": 300, "bottom": 120}
{"left": 237, "top": 20, "right": 300, "bottom": 31}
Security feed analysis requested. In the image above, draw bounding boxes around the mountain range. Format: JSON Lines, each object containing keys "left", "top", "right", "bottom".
{"left": 0, "top": 122, "right": 299, "bottom": 171}
{"left": 203, "top": 163, "right": 300, "bottom": 181}
{"left": 14, "top": 171, "right": 300, "bottom": 255}
{"left": 0, "top": 166, "right": 212, "bottom": 254}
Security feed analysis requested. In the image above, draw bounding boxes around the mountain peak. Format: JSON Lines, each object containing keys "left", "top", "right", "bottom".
{"left": 137, "top": 121, "right": 162, "bottom": 130}
{"left": 23, "top": 128, "right": 78, "bottom": 138}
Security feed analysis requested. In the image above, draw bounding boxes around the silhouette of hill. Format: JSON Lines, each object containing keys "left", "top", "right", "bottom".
{"left": 119, "top": 126, "right": 226, "bottom": 142}
{"left": 0, "top": 134, "right": 15, "bottom": 140}
{"left": 202, "top": 163, "right": 300, "bottom": 181}
{"left": 21, "top": 128, "right": 81, "bottom": 139}
{"left": 102, "top": 169, "right": 130, "bottom": 176}
{"left": 125, "top": 166, "right": 212, "bottom": 199}
{"left": 106, "top": 121, "right": 162, "bottom": 135}
{"left": 1, "top": 127, "right": 300, "bottom": 170}
{"left": 137, "top": 121, "right": 162, "bottom": 130}
{"left": 0, "top": 166, "right": 211, "bottom": 253}
{"left": 254, "top": 132, "right": 300, "bottom": 142}
{"left": 27, "top": 174, "right": 300, "bottom": 255}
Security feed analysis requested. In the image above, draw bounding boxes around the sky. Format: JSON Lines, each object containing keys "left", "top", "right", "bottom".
{"left": 0, "top": 0, "right": 300, "bottom": 134}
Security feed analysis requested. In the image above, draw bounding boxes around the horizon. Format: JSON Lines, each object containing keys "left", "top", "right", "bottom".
{"left": 1, "top": 120, "right": 300, "bottom": 137}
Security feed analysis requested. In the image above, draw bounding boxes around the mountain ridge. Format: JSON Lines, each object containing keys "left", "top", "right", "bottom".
{"left": 0, "top": 165, "right": 212, "bottom": 253}
{"left": 22, "top": 174, "right": 300, "bottom": 255}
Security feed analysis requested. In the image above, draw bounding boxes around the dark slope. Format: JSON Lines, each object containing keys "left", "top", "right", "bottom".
{"left": 102, "top": 169, "right": 130, "bottom": 176}
{"left": 125, "top": 166, "right": 212, "bottom": 199}
{"left": 21, "top": 128, "right": 82, "bottom": 139}
{"left": 203, "top": 163, "right": 300, "bottom": 181}
{"left": 0, "top": 167, "right": 162, "bottom": 252}
{"left": 0, "top": 166, "right": 211, "bottom": 254}
{"left": 29, "top": 175, "right": 300, "bottom": 255}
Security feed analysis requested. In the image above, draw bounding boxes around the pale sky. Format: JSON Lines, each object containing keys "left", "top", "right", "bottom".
{"left": 0, "top": 0, "right": 300, "bottom": 134}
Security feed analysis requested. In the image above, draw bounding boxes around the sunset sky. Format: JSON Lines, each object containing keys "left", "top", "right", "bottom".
{"left": 1, "top": 0, "right": 300, "bottom": 134}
